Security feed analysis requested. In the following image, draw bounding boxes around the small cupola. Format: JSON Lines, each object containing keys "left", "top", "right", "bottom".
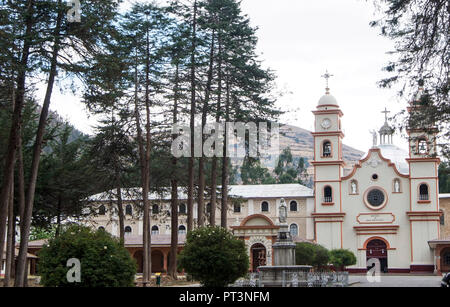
{"left": 379, "top": 108, "right": 394, "bottom": 145}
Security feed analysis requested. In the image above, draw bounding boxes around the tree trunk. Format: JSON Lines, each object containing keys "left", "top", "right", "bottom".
{"left": 187, "top": 0, "right": 198, "bottom": 232}
{"left": 197, "top": 30, "right": 215, "bottom": 227}
{"left": 15, "top": 2, "right": 63, "bottom": 287}
{"left": 4, "top": 179, "right": 14, "bottom": 287}
{"left": 169, "top": 62, "right": 180, "bottom": 279}
{"left": 17, "top": 132, "right": 25, "bottom": 225}
{"left": 0, "top": 0, "right": 34, "bottom": 274}
{"left": 55, "top": 196, "right": 61, "bottom": 237}
{"left": 169, "top": 176, "right": 179, "bottom": 279}
{"left": 134, "top": 57, "right": 148, "bottom": 284}
{"left": 221, "top": 74, "right": 231, "bottom": 228}
{"left": 116, "top": 186, "right": 125, "bottom": 246}
{"left": 210, "top": 33, "right": 222, "bottom": 227}
{"left": 143, "top": 21, "right": 153, "bottom": 283}
{"left": 135, "top": 92, "right": 151, "bottom": 284}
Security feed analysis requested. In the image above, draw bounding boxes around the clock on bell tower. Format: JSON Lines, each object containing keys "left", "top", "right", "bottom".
{"left": 311, "top": 71, "right": 345, "bottom": 250}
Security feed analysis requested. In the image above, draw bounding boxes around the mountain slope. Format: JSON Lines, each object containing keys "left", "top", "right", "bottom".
{"left": 279, "top": 124, "right": 364, "bottom": 168}
{"left": 231, "top": 124, "right": 365, "bottom": 186}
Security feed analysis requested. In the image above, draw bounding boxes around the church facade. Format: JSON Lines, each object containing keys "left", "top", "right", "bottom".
{"left": 312, "top": 84, "right": 442, "bottom": 273}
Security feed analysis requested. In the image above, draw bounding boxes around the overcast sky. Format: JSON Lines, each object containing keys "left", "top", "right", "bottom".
{"left": 44, "top": 0, "right": 410, "bottom": 153}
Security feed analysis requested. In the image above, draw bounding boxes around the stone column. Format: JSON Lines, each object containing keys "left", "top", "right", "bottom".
{"left": 436, "top": 246, "right": 442, "bottom": 275}
{"left": 163, "top": 250, "right": 168, "bottom": 273}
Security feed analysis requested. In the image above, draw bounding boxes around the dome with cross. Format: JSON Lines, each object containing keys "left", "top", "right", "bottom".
{"left": 317, "top": 70, "right": 339, "bottom": 109}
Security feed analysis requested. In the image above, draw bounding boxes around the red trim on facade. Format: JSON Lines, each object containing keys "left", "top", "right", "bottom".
{"left": 312, "top": 110, "right": 343, "bottom": 116}
{"left": 341, "top": 148, "right": 409, "bottom": 180}
{"left": 362, "top": 236, "right": 392, "bottom": 249}
{"left": 234, "top": 214, "right": 276, "bottom": 228}
{"left": 409, "top": 265, "right": 434, "bottom": 273}
{"left": 312, "top": 212, "right": 346, "bottom": 217}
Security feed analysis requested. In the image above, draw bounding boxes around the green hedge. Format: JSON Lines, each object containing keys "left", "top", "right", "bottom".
{"left": 178, "top": 226, "right": 249, "bottom": 287}
{"left": 295, "top": 242, "right": 330, "bottom": 269}
{"left": 38, "top": 225, "right": 136, "bottom": 287}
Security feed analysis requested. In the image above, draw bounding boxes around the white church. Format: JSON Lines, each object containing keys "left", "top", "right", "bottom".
{"left": 312, "top": 76, "right": 441, "bottom": 273}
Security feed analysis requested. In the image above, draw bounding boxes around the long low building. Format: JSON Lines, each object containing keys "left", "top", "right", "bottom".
{"left": 83, "top": 183, "right": 315, "bottom": 273}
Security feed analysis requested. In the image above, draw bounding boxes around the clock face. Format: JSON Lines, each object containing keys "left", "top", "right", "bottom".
{"left": 321, "top": 118, "right": 331, "bottom": 129}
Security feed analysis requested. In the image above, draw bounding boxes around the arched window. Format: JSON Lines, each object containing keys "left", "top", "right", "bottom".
{"left": 234, "top": 203, "right": 241, "bottom": 213}
{"left": 98, "top": 226, "right": 105, "bottom": 231}
{"left": 417, "top": 138, "right": 428, "bottom": 154}
{"left": 290, "top": 201, "right": 298, "bottom": 212}
{"left": 419, "top": 184, "right": 429, "bottom": 200}
{"left": 125, "top": 204, "right": 132, "bottom": 216}
{"left": 289, "top": 224, "right": 298, "bottom": 237}
{"left": 152, "top": 204, "right": 159, "bottom": 214}
{"left": 125, "top": 226, "right": 132, "bottom": 235}
{"left": 178, "top": 225, "right": 186, "bottom": 235}
{"left": 151, "top": 225, "right": 159, "bottom": 235}
{"left": 179, "top": 203, "right": 186, "bottom": 214}
{"left": 323, "top": 141, "right": 332, "bottom": 157}
{"left": 324, "top": 186, "right": 333, "bottom": 203}
{"left": 261, "top": 201, "right": 269, "bottom": 212}
{"left": 98, "top": 205, "right": 106, "bottom": 215}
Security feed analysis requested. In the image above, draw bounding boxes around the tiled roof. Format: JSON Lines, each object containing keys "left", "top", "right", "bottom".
{"left": 429, "top": 237, "right": 450, "bottom": 243}
{"left": 89, "top": 184, "right": 314, "bottom": 202}
{"left": 2, "top": 248, "right": 38, "bottom": 259}
{"left": 428, "top": 237, "right": 450, "bottom": 248}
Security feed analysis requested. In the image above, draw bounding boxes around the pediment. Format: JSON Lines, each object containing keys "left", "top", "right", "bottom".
{"left": 342, "top": 148, "right": 409, "bottom": 180}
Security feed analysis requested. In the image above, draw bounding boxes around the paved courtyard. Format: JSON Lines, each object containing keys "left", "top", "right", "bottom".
{"left": 349, "top": 274, "right": 443, "bottom": 287}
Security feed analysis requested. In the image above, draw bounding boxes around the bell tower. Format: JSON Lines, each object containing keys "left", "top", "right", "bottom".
{"left": 311, "top": 71, "right": 345, "bottom": 250}
{"left": 406, "top": 84, "right": 441, "bottom": 271}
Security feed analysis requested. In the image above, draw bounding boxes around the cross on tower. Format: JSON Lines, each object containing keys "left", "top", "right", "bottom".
{"left": 321, "top": 70, "right": 334, "bottom": 94}
{"left": 381, "top": 107, "right": 390, "bottom": 122}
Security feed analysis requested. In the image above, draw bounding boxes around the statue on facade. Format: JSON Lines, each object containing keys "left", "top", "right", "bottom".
{"left": 351, "top": 181, "right": 357, "bottom": 194}
{"left": 370, "top": 130, "right": 377, "bottom": 147}
{"left": 279, "top": 198, "right": 287, "bottom": 224}
{"left": 394, "top": 180, "right": 400, "bottom": 193}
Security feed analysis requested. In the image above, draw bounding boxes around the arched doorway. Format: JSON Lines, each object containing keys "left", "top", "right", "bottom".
{"left": 151, "top": 250, "right": 165, "bottom": 273}
{"left": 366, "top": 239, "right": 388, "bottom": 273}
{"left": 251, "top": 243, "right": 267, "bottom": 272}
{"left": 134, "top": 250, "right": 143, "bottom": 274}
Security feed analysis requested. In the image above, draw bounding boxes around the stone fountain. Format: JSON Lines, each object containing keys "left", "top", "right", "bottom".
{"left": 257, "top": 198, "right": 312, "bottom": 287}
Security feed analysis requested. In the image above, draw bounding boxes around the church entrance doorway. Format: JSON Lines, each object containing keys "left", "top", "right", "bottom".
{"left": 366, "top": 239, "right": 388, "bottom": 273}
{"left": 251, "top": 243, "right": 267, "bottom": 272}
